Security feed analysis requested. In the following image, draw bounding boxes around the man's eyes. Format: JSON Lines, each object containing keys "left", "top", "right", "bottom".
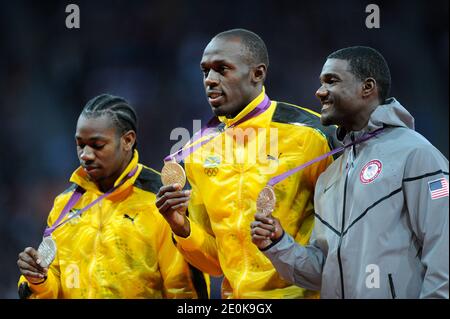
{"left": 217, "top": 65, "right": 229, "bottom": 73}
{"left": 321, "top": 78, "right": 338, "bottom": 85}
{"left": 77, "top": 143, "right": 105, "bottom": 150}
{"left": 201, "top": 65, "right": 229, "bottom": 76}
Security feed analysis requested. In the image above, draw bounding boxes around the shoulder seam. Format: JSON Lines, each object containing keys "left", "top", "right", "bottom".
{"left": 403, "top": 170, "right": 449, "bottom": 182}
{"left": 272, "top": 101, "right": 338, "bottom": 152}
{"left": 278, "top": 101, "right": 322, "bottom": 118}
{"left": 61, "top": 183, "right": 78, "bottom": 195}
{"left": 272, "top": 101, "right": 321, "bottom": 125}
{"left": 134, "top": 166, "right": 162, "bottom": 194}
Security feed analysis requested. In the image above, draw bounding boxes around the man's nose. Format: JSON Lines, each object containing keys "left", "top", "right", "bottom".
{"left": 80, "top": 146, "right": 95, "bottom": 162}
{"left": 315, "top": 86, "right": 328, "bottom": 100}
{"left": 204, "top": 70, "right": 219, "bottom": 87}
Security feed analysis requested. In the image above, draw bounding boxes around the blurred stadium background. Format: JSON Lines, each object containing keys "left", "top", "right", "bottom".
{"left": 0, "top": 0, "right": 448, "bottom": 298}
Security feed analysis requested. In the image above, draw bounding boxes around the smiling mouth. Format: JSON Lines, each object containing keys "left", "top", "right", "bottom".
{"left": 321, "top": 101, "right": 333, "bottom": 110}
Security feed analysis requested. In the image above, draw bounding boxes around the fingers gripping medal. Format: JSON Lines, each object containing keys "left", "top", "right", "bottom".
{"left": 256, "top": 185, "right": 276, "bottom": 217}
{"left": 37, "top": 236, "right": 57, "bottom": 268}
{"left": 161, "top": 160, "right": 186, "bottom": 189}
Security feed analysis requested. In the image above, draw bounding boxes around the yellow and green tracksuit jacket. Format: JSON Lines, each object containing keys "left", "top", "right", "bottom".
{"left": 174, "top": 89, "right": 336, "bottom": 298}
{"left": 18, "top": 150, "right": 205, "bottom": 299}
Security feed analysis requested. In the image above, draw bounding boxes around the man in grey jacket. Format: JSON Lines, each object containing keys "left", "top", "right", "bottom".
{"left": 251, "top": 46, "right": 449, "bottom": 298}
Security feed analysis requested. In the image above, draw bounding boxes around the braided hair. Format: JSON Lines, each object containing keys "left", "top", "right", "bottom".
{"left": 81, "top": 94, "right": 138, "bottom": 150}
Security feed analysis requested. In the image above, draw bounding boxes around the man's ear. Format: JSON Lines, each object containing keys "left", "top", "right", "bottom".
{"left": 362, "top": 78, "right": 377, "bottom": 98}
{"left": 252, "top": 64, "right": 267, "bottom": 84}
{"left": 121, "top": 130, "right": 136, "bottom": 152}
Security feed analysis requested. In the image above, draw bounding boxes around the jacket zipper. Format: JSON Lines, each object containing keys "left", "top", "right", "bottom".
{"left": 388, "top": 274, "right": 397, "bottom": 299}
{"left": 88, "top": 201, "right": 102, "bottom": 297}
{"left": 337, "top": 171, "right": 348, "bottom": 299}
{"left": 337, "top": 138, "right": 355, "bottom": 299}
{"left": 234, "top": 170, "right": 247, "bottom": 298}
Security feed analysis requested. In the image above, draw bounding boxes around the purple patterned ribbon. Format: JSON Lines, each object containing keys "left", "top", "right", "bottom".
{"left": 165, "top": 94, "right": 271, "bottom": 163}
{"left": 43, "top": 166, "right": 139, "bottom": 237}
{"left": 267, "top": 128, "right": 384, "bottom": 187}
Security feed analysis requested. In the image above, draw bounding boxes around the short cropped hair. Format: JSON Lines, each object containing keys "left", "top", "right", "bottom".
{"left": 328, "top": 46, "right": 391, "bottom": 103}
{"left": 215, "top": 28, "right": 269, "bottom": 68}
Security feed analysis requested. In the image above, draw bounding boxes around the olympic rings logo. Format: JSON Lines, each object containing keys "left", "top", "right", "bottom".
{"left": 204, "top": 167, "right": 219, "bottom": 177}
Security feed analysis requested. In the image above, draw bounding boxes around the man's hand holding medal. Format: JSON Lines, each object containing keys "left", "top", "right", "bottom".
{"left": 156, "top": 160, "right": 192, "bottom": 238}
{"left": 17, "top": 245, "right": 52, "bottom": 284}
{"left": 251, "top": 185, "right": 284, "bottom": 250}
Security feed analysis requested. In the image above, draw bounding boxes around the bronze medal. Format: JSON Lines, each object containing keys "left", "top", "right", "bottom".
{"left": 37, "top": 236, "right": 57, "bottom": 268}
{"left": 161, "top": 161, "right": 186, "bottom": 189}
{"left": 256, "top": 185, "right": 276, "bottom": 216}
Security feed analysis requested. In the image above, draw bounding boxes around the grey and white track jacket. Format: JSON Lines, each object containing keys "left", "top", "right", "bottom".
{"left": 263, "top": 98, "right": 449, "bottom": 298}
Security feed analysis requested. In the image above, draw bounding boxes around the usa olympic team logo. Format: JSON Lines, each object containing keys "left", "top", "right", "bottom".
{"left": 360, "top": 159, "right": 382, "bottom": 184}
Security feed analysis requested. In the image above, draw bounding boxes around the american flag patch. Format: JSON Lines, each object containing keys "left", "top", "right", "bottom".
{"left": 428, "top": 178, "right": 449, "bottom": 200}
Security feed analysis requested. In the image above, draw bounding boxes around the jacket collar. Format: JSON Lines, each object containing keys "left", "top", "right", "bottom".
{"left": 69, "top": 150, "right": 141, "bottom": 195}
{"left": 218, "top": 87, "right": 273, "bottom": 129}
{"left": 337, "top": 97, "right": 415, "bottom": 145}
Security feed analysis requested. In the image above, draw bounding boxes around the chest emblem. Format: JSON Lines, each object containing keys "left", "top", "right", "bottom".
{"left": 203, "top": 155, "right": 220, "bottom": 177}
{"left": 203, "top": 155, "right": 221, "bottom": 168}
{"left": 360, "top": 159, "right": 382, "bottom": 184}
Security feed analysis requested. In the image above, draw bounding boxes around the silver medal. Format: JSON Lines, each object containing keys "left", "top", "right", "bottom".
{"left": 37, "top": 236, "right": 57, "bottom": 268}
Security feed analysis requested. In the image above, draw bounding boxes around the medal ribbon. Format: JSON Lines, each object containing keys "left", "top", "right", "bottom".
{"left": 164, "top": 94, "right": 271, "bottom": 163}
{"left": 266, "top": 128, "right": 385, "bottom": 187}
{"left": 43, "top": 166, "right": 139, "bottom": 237}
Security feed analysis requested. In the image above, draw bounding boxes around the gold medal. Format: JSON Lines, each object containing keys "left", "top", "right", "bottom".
{"left": 256, "top": 185, "right": 276, "bottom": 216}
{"left": 161, "top": 160, "right": 186, "bottom": 189}
{"left": 37, "top": 236, "right": 57, "bottom": 268}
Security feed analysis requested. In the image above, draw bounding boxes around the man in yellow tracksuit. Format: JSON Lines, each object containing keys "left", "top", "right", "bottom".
{"left": 17, "top": 94, "right": 205, "bottom": 299}
{"left": 156, "top": 29, "right": 336, "bottom": 298}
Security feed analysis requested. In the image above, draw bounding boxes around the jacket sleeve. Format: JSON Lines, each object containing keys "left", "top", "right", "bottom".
{"left": 172, "top": 160, "right": 222, "bottom": 276}
{"left": 293, "top": 128, "right": 333, "bottom": 248}
{"left": 18, "top": 264, "right": 61, "bottom": 299}
{"left": 304, "top": 128, "right": 334, "bottom": 190}
{"left": 261, "top": 228, "right": 325, "bottom": 291}
{"left": 261, "top": 128, "right": 331, "bottom": 292}
{"left": 17, "top": 195, "right": 64, "bottom": 299}
{"left": 294, "top": 128, "right": 334, "bottom": 246}
{"left": 156, "top": 214, "right": 198, "bottom": 299}
{"left": 403, "top": 145, "right": 449, "bottom": 299}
